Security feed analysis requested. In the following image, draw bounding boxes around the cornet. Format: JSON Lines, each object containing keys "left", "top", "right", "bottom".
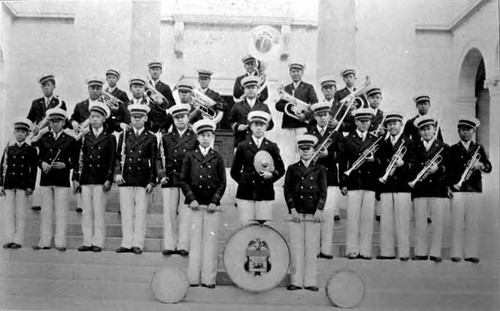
{"left": 408, "top": 148, "right": 443, "bottom": 188}
{"left": 279, "top": 87, "right": 311, "bottom": 120}
{"left": 344, "top": 135, "right": 383, "bottom": 176}
{"left": 453, "top": 146, "right": 481, "bottom": 190}
{"left": 379, "top": 144, "right": 407, "bottom": 184}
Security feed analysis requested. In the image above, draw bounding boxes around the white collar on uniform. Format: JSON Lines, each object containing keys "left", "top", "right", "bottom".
{"left": 356, "top": 129, "right": 367, "bottom": 140}
{"left": 52, "top": 130, "right": 63, "bottom": 140}
{"left": 177, "top": 128, "right": 187, "bottom": 137}
{"left": 293, "top": 81, "right": 301, "bottom": 89}
{"left": 134, "top": 127, "right": 144, "bottom": 136}
{"left": 16, "top": 141, "right": 26, "bottom": 147}
{"left": 252, "top": 135, "right": 263, "bottom": 147}
{"left": 461, "top": 140, "right": 472, "bottom": 150}
{"left": 302, "top": 159, "right": 311, "bottom": 168}
{"left": 44, "top": 96, "right": 53, "bottom": 106}
{"left": 93, "top": 126, "right": 103, "bottom": 137}
{"left": 107, "top": 86, "right": 116, "bottom": 93}
{"left": 317, "top": 125, "right": 327, "bottom": 136}
{"left": 247, "top": 98, "right": 256, "bottom": 108}
{"left": 390, "top": 131, "right": 403, "bottom": 145}
{"left": 200, "top": 145, "right": 210, "bottom": 156}
{"left": 423, "top": 138, "right": 434, "bottom": 150}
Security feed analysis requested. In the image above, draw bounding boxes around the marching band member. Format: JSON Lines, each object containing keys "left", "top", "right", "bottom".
{"left": 32, "top": 108, "right": 79, "bottom": 251}
{"left": 197, "top": 69, "right": 228, "bottom": 113}
{"left": 334, "top": 68, "right": 362, "bottom": 105}
{"left": 230, "top": 111, "right": 285, "bottom": 224}
{"left": 233, "top": 55, "right": 268, "bottom": 103}
{"left": 157, "top": 104, "right": 198, "bottom": 256}
{"left": 72, "top": 103, "right": 116, "bottom": 253}
{"left": 275, "top": 62, "right": 318, "bottom": 166}
{"left": 228, "top": 76, "right": 274, "bottom": 148}
{"left": 181, "top": 119, "right": 226, "bottom": 288}
{"left": 104, "top": 69, "right": 130, "bottom": 132}
{"left": 403, "top": 94, "right": 443, "bottom": 141}
{"left": 410, "top": 115, "right": 450, "bottom": 262}
{"left": 114, "top": 104, "right": 157, "bottom": 254}
{"left": 0, "top": 118, "right": 37, "bottom": 249}
{"left": 449, "top": 116, "right": 492, "bottom": 263}
{"left": 176, "top": 80, "right": 202, "bottom": 124}
{"left": 365, "top": 86, "right": 385, "bottom": 136}
{"left": 147, "top": 60, "right": 176, "bottom": 107}
{"left": 128, "top": 76, "right": 168, "bottom": 133}
{"left": 27, "top": 74, "right": 67, "bottom": 211}
{"left": 306, "top": 102, "right": 344, "bottom": 259}
{"left": 376, "top": 113, "right": 415, "bottom": 261}
{"left": 284, "top": 134, "right": 327, "bottom": 291}
{"left": 339, "top": 108, "right": 380, "bottom": 260}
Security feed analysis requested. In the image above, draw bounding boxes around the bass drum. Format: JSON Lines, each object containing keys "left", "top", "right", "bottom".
{"left": 326, "top": 270, "right": 365, "bottom": 308}
{"left": 223, "top": 222, "right": 290, "bottom": 293}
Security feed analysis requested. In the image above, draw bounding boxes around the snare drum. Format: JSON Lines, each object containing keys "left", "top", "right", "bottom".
{"left": 223, "top": 222, "right": 290, "bottom": 292}
{"left": 325, "top": 270, "right": 365, "bottom": 308}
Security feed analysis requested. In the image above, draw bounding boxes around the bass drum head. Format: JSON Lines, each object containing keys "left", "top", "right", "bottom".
{"left": 223, "top": 223, "right": 290, "bottom": 293}
{"left": 151, "top": 267, "right": 189, "bottom": 304}
{"left": 326, "top": 270, "right": 365, "bottom": 308}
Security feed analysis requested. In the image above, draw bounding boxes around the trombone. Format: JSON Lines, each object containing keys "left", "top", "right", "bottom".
{"left": 344, "top": 135, "right": 383, "bottom": 176}
{"left": 408, "top": 148, "right": 443, "bottom": 188}
{"left": 378, "top": 143, "right": 407, "bottom": 184}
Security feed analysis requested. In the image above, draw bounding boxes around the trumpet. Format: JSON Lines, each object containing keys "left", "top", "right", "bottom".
{"left": 408, "top": 147, "right": 443, "bottom": 188}
{"left": 379, "top": 143, "right": 407, "bottom": 184}
{"left": 344, "top": 135, "right": 383, "bottom": 176}
{"left": 370, "top": 115, "right": 387, "bottom": 137}
{"left": 190, "top": 89, "right": 224, "bottom": 124}
{"left": 145, "top": 79, "right": 169, "bottom": 105}
{"left": 453, "top": 146, "right": 481, "bottom": 190}
{"left": 279, "top": 87, "right": 311, "bottom": 120}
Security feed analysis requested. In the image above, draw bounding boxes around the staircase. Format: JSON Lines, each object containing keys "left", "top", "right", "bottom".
{"left": 1, "top": 172, "right": 499, "bottom": 310}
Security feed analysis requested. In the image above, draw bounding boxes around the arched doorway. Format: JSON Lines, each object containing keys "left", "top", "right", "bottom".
{"left": 458, "top": 48, "right": 490, "bottom": 153}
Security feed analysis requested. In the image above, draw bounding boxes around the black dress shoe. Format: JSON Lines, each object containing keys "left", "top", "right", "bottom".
{"left": 318, "top": 253, "right": 334, "bottom": 259}
{"left": 358, "top": 255, "right": 372, "bottom": 260}
{"left": 131, "top": 247, "right": 142, "bottom": 254}
{"left": 201, "top": 283, "right": 216, "bottom": 289}
{"left": 10, "top": 243, "right": 22, "bottom": 249}
{"left": 334, "top": 215, "right": 340, "bottom": 221}
{"left": 375, "top": 215, "right": 381, "bottom": 222}
{"left": 76, "top": 207, "right": 83, "bottom": 213}
{"left": 400, "top": 257, "right": 409, "bottom": 262}
{"left": 56, "top": 247, "right": 67, "bottom": 252}
{"left": 31, "top": 205, "right": 41, "bottom": 211}
{"left": 78, "top": 245, "right": 93, "bottom": 252}
{"left": 427, "top": 217, "right": 432, "bottom": 224}
{"left": 92, "top": 246, "right": 102, "bottom": 252}
{"left": 162, "top": 249, "right": 176, "bottom": 256}
{"left": 3, "top": 242, "right": 14, "bottom": 249}
{"left": 347, "top": 253, "right": 358, "bottom": 259}
{"left": 451, "top": 257, "right": 461, "bottom": 262}
{"left": 376, "top": 255, "right": 396, "bottom": 260}
{"left": 464, "top": 257, "right": 480, "bottom": 263}
{"left": 189, "top": 284, "right": 199, "bottom": 287}
{"left": 33, "top": 246, "right": 51, "bottom": 250}
{"left": 304, "top": 286, "right": 319, "bottom": 292}
{"left": 429, "top": 256, "right": 442, "bottom": 263}
{"left": 116, "top": 247, "right": 132, "bottom": 253}
{"left": 412, "top": 255, "right": 428, "bottom": 261}
{"left": 287, "top": 285, "right": 302, "bottom": 291}
{"left": 177, "top": 249, "right": 189, "bottom": 257}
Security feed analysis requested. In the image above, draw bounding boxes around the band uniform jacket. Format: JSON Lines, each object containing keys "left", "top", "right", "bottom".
{"left": 106, "top": 87, "right": 130, "bottom": 132}
{"left": 339, "top": 131, "right": 381, "bottom": 191}
{"left": 410, "top": 139, "right": 450, "bottom": 199}
{"left": 231, "top": 137, "right": 285, "bottom": 201}
{"left": 72, "top": 129, "right": 117, "bottom": 185}
{"left": 115, "top": 129, "right": 158, "bottom": 187}
{"left": 306, "top": 125, "right": 344, "bottom": 186}
{"left": 203, "top": 88, "right": 229, "bottom": 112}
{"left": 156, "top": 129, "right": 198, "bottom": 188}
{"left": 275, "top": 81, "right": 318, "bottom": 129}
{"left": 403, "top": 115, "right": 443, "bottom": 142}
{"left": 129, "top": 96, "right": 168, "bottom": 133}
{"left": 0, "top": 143, "right": 38, "bottom": 190}
{"left": 227, "top": 99, "right": 274, "bottom": 147}
{"left": 33, "top": 131, "right": 79, "bottom": 188}
{"left": 180, "top": 147, "right": 226, "bottom": 206}
{"left": 106, "top": 87, "right": 129, "bottom": 104}
{"left": 154, "top": 80, "right": 176, "bottom": 108}
{"left": 376, "top": 136, "right": 415, "bottom": 193}
{"left": 368, "top": 109, "right": 384, "bottom": 134}
{"left": 284, "top": 161, "right": 327, "bottom": 214}
{"left": 70, "top": 99, "right": 114, "bottom": 130}
{"left": 448, "top": 141, "right": 492, "bottom": 193}
{"left": 27, "top": 97, "right": 67, "bottom": 125}
{"left": 233, "top": 73, "right": 269, "bottom": 103}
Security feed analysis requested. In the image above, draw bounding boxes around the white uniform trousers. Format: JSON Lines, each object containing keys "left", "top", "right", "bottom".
{"left": 3, "top": 189, "right": 28, "bottom": 245}
{"left": 379, "top": 192, "right": 412, "bottom": 258}
{"left": 162, "top": 187, "right": 190, "bottom": 251}
{"left": 414, "top": 197, "right": 448, "bottom": 257}
{"left": 236, "top": 199, "right": 273, "bottom": 225}
{"left": 119, "top": 186, "right": 148, "bottom": 249}
{"left": 289, "top": 213, "right": 320, "bottom": 287}
{"left": 38, "top": 186, "right": 69, "bottom": 248}
{"left": 278, "top": 128, "right": 307, "bottom": 168}
{"left": 346, "top": 190, "right": 375, "bottom": 257}
{"left": 188, "top": 209, "right": 219, "bottom": 285}
{"left": 320, "top": 186, "right": 342, "bottom": 256}
{"left": 81, "top": 185, "right": 107, "bottom": 247}
{"left": 451, "top": 192, "right": 480, "bottom": 259}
